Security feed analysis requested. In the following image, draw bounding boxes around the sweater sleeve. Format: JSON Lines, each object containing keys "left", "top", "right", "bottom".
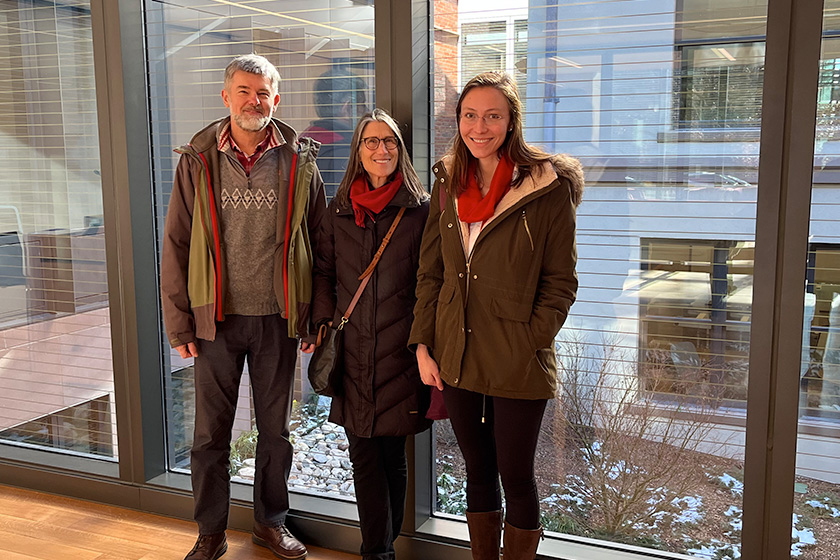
{"left": 408, "top": 180, "right": 446, "bottom": 352}
{"left": 160, "top": 154, "right": 198, "bottom": 348}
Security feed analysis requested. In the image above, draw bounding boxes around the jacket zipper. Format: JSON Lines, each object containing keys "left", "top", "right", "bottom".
{"left": 465, "top": 259, "right": 472, "bottom": 302}
{"left": 522, "top": 210, "right": 534, "bottom": 251}
{"left": 464, "top": 229, "right": 476, "bottom": 303}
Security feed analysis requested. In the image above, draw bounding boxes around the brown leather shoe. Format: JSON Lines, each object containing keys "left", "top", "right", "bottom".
{"left": 252, "top": 521, "right": 307, "bottom": 559}
{"left": 184, "top": 532, "right": 227, "bottom": 560}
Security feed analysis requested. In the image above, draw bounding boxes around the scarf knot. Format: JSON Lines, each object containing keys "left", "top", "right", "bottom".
{"left": 457, "top": 154, "right": 515, "bottom": 224}
{"left": 350, "top": 172, "right": 404, "bottom": 227}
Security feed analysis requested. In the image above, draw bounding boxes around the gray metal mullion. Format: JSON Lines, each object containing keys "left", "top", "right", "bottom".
{"left": 91, "top": 0, "right": 166, "bottom": 485}
{"left": 90, "top": 0, "right": 139, "bottom": 484}
{"left": 742, "top": 1, "right": 824, "bottom": 559}
{"left": 374, "top": 0, "right": 434, "bottom": 535}
{"left": 407, "top": 0, "right": 433, "bottom": 532}
{"left": 374, "top": 1, "right": 393, "bottom": 117}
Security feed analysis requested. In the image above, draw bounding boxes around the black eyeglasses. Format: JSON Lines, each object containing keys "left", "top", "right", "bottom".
{"left": 362, "top": 136, "right": 399, "bottom": 150}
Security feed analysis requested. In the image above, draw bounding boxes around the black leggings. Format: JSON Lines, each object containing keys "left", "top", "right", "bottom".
{"left": 442, "top": 384, "right": 547, "bottom": 530}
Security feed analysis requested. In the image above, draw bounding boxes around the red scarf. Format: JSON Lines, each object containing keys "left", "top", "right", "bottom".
{"left": 350, "top": 172, "right": 403, "bottom": 227}
{"left": 457, "top": 154, "right": 515, "bottom": 224}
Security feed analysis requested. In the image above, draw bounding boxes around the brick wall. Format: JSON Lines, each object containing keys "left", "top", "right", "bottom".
{"left": 434, "top": 0, "right": 460, "bottom": 162}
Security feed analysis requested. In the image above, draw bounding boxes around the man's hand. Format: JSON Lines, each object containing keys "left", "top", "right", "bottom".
{"left": 417, "top": 343, "right": 443, "bottom": 391}
{"left": 301, "top": 341, "right": 316, "bottom": 354}
{"left": 175, "top": 342, "right": 198, "bottom": 359}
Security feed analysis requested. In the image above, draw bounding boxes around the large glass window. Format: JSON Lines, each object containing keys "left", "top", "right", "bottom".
{"left": 430, "top": 0, "right": 780, "bottom": 556}
{"left": 639, "top": 239, "right": 753, "bottom": 403}
{"left": 676, "top": 42, "right": 765, "bottom": 129}
{"left": 794, "top": 7, "right": 840, "bottom": 559}
{"left": 146, "top": 0, "right": 374, "bottom": 501}
{"left": 0, "top": 0, "right": 115, "bottom": 460}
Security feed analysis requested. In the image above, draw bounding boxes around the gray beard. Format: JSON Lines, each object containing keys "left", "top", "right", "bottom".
{"left": 233, "top": 112, "right": 271, "bottom": 132}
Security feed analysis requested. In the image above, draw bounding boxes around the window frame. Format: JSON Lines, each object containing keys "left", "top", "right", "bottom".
{"left": 0, "top": 1, "right": 831, "bottom": 559}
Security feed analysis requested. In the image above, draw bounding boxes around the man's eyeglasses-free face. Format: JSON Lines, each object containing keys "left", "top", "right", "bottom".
{"left": 362, "top": 136, "right": 399, "bottom": 150}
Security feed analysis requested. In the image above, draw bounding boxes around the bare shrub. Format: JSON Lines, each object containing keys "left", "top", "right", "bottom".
{"left": 551, "top": 332, "right": 727, "bottom": 541}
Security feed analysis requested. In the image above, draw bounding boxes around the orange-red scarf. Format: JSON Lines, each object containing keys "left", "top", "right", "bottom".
{"left": 457, "top": 154, "right": 515, "bottom": 224}
{"left": 350, "top": 172, "right": 403, "bottom": 227}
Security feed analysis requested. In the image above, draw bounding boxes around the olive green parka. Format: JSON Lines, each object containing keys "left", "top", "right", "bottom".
{"left": 408, "top": 155, "right": 583, "bottom": 399}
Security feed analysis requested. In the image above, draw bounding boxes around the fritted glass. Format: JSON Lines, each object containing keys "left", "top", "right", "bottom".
{"left": 146, "top": 0, "right": 375, "bottom": 501}
{"left": 793, "top": 3, "right": 840, "bottom": 559}
{"left": 431, "top": 0, "right": 775, "bottom": 556}
{"left": 0, "top": 0, "right": 115, "bottom": 460}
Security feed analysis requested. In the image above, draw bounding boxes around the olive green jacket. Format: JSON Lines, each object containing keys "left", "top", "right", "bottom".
{"left": 409, "top": 155, "right": 583, "bottom": 399}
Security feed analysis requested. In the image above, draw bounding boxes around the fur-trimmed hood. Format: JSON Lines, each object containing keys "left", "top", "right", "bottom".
{"left": 550, "top": 153, "right": 585, "bottom": 208}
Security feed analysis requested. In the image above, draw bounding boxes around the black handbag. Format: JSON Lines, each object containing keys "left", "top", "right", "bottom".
{"left": 308, "top": 207, "right": 406, "bottom": 397}
{"left": 308, "top": 318, "right": 347, "bottom": 397}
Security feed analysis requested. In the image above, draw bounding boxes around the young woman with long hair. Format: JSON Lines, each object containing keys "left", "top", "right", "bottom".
{"left": 410, "top": 72, "right": 584, "bottom": 559}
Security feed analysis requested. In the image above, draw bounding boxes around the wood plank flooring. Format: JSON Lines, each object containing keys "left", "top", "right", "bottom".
{"left": 0, "top": 484, "right": 358, "bottom": 560}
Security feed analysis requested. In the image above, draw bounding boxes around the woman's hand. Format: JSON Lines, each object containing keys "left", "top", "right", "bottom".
{"left": 300, "top": 341, "right": 316, "bottom": 354}
{"left": 417, "top": 343, "right": 443, "bottom": 390}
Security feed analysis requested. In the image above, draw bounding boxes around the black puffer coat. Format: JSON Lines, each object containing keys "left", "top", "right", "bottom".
{"left": 312, "top": 184, "right": 432, "bottom": 437}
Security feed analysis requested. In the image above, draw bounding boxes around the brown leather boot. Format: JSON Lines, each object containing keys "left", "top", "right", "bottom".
{"left": 502, "top": 522, "right": 542, "bottom": 559}
{"left": 465, "top": 510, "right": 502, "bottom": 559}
{"left": 184, "top": 533, "right": 227, "bottom": 560}
{"left": 252, "top": 522, "right": 307, "bottom": 559}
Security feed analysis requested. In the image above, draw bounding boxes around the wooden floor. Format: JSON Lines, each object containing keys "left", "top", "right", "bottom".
{"left": 0, "top": 484, "right": 358, "bottom": 560}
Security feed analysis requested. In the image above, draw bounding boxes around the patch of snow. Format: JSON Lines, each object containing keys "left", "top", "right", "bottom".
{"left": 804, "top": 498, "right": 840, "bottom": 518}
{"left": 718, "top": 473, "right": 744, "bottom": 497}
{"left": 671, "top": 495, "right": 704, "bottom": 525}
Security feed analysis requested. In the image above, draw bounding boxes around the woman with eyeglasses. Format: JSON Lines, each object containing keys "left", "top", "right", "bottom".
{"left": 306, "top": 108, "right": 431, "bottom": 560}
{"left": 409, "top": 72, "right": 584, "bottom": 559}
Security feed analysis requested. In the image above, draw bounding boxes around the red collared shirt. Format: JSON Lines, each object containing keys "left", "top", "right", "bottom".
{"left": 218, "top": 122, "right": 280, "bottom": 176}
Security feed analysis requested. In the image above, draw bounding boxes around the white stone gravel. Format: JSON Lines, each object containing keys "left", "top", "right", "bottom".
{"left": 233, "top": 415, "right": 357, "bottom": 498}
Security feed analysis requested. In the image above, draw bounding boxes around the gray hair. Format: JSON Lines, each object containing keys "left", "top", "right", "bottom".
{"left": 224, "top": 54, "right": 281, "bottom": 94}
{"left": 335, "top": 108, "right": 428, "bottom": 208}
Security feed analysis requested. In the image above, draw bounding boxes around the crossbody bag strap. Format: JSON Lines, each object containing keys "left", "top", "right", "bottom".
{"left": 337, "top": 206, "right": 407, "bottom": 330}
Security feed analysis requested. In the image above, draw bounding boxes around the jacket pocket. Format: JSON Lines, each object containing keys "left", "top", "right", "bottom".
{"left": 490, "top": 296, "right": 536, "bottom": 350}
{"left": 490, "top": 296, "right": 531, "bottom": 322}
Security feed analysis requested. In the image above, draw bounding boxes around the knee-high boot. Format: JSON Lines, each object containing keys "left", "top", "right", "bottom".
{"left": 465, "top": 510, "right": 502, "bottom": 560}
{"left": 501, "top": 521, "right": 542, "bottom": 559}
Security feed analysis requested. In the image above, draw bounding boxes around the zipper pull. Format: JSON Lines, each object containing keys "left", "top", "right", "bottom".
{"left": 521, "top": 210, "right": 534, "bottom": 251}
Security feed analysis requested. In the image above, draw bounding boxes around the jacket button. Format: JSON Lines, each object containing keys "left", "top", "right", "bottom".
{"left": 440, "top": 177, "right": 445, "bottom": 183}
{"left": 336, "top": 208, "right": 340, "bottom": 213}
{"left": 448, "top": 223, "right": 453, "bottom": 228}
{"left": 458, "top": 272, "right": 464, "bottom": 278}
{"left": 473, "top": 274, "right": 478, "bottom": 280}
{"left": 467, "top": 328, "right": 472, "bottom": 333}
{"left": 453, "top": 377, "right": 459, "bottom": 384}
{"left": 434, "top": 167, "right": 438, "bottom": 173}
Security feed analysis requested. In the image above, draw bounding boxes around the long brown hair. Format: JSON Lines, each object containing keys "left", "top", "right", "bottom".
{"left": 335, "top": 108, "right": 428, "bottom": 207}
{"left": 447, "top": 71, "right": 552, "bottom": 196}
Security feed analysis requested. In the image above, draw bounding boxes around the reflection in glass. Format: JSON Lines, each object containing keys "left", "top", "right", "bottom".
{"left": 0, "top": 1, "right": 114, "bottom": 460}
{"left": 146, "top": 0, "right": 375, "bottom": 500}
{"left": 787, "top": 11, "right": 840, "bottom": 559}
{"left": 431, "top": 0, "right": 772, "bottom": 556}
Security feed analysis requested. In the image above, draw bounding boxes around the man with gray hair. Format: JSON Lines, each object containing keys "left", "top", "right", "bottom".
{"left": 161, "top": 53, "right": 325, "bottom": 560}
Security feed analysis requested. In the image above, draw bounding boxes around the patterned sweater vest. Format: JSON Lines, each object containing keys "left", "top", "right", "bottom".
{"left": 219, "top": 148, "right": 285, "bottom": 316}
